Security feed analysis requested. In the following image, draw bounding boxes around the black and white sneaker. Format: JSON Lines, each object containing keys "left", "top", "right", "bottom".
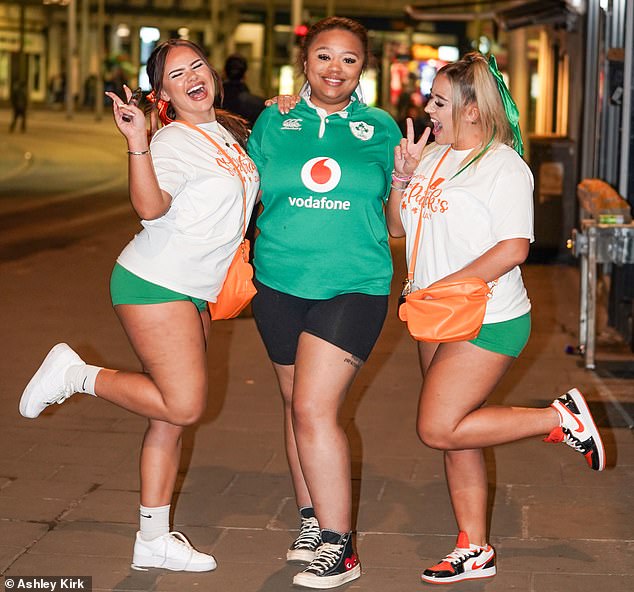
{"left": 545, "top": 388, "right": 606, "bottom": 471}
{"left": 421, "top": 531, "right": 496, "bottom": 584}
{"left": 292, "top": 529, "right": 361, "bottom": 589}
{"left": 287, "top": 507, "right": 321, "bottom": 563}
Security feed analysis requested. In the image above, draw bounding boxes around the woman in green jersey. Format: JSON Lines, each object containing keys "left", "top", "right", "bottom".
{"left": 247, "top": 17, "right": 402, "bottom": 590}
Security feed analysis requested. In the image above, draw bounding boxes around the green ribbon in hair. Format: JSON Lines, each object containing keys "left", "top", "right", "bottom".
{"left": 487, "top": 55, "right": 524, "bottom": 156}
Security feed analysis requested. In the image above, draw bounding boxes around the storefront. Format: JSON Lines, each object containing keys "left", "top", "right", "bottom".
{"left": 0, "top": 5, "right": 47, "bottom": 103}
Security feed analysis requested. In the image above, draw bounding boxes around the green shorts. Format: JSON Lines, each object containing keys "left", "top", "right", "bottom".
{"left": 110, "top": 263, "right": 208, "bottom": 313}
{"left": 469, "top": 312, "right": 531, "bottom": 358}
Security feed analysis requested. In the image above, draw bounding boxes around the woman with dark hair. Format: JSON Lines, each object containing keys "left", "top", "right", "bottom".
{"left": 247, "top": 16, "right": 402, "bottom": 589}
{"left": 19, "top": 39, "right": 259, "bottom": 571}
{"left": 387, "top": 52, "right": 604, "bottom": 584}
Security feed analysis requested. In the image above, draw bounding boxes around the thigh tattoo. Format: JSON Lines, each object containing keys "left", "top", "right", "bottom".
{"left": 344, "top": 355, "right": 363, "bottom": 370}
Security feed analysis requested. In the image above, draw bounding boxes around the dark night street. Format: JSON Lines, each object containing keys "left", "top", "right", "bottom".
{"left": 0, "top": 108, "right": 633, "bottom": 592}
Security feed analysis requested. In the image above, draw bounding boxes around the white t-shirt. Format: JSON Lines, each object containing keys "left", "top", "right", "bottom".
{"left": 400, "top": 142, "right": 534, "bottom": 324}
{"left": 117, "top": 120, "right": 260, "bottom": 301}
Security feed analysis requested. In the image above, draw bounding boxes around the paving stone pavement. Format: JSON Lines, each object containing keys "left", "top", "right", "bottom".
{"left": 0, "top": 109, "right": 632, "bottom": 592}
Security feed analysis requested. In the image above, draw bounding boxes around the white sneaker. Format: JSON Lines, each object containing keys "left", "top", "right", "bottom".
{"left": 131, "top": 531, "right": 217, "bottom": 572}
{"left": 20, "top": 343, "right": 85, "bottom": 419}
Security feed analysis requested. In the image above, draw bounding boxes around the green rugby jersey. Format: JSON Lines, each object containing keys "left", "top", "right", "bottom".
{"left": 247, "top": 98, "right": 402, "bottom": 299}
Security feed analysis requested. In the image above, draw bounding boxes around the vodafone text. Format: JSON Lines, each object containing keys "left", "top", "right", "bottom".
{"left": 288, "top": 196, "right": 351, "bottom": 210}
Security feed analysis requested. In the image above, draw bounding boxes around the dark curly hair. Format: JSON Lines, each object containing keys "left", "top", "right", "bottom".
{"left": 297, "top": 16, "right": 372, "bottom": 73}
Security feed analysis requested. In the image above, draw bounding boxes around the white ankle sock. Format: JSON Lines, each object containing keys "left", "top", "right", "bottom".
{"left": 139, "top": 504, "right": 170, "bottom": 541}
{"left": 64, "top": 364, "right": 101, "bottom": 396}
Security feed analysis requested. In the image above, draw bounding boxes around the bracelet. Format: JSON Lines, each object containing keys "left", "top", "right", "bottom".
{"left": 390, "top": 183, "right": 407, "bottom": 192}
{"left": 127, "top": 149, "right": 150, "bottom": 155}
{"left": 391, "top": 170, "right": 413, "bottom": 182}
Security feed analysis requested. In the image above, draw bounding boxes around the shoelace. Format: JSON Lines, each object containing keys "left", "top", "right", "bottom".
{"left": 167, "top": 532, "right": 194, "bottom": 549}
{"left": 156, "top": 532, "right": 194, "bottom": 568}
{"left": 443, "top": 547, "right": 477, "bottom": 566}
{"left": 561, "top": 429, "right": 585, "bottom": 452}
{"left": 307, "top": 542, "right": 343, "bottom": 574}
{"left": 45, "top": 383, "right": 76, "bottom": 406}
{"left": 293, "top": 517, "right": 320, "bottom": 549}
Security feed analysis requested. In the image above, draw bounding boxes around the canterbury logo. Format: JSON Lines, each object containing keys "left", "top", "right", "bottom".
{"left": 282, "top": 118, "right": 302, "bottom": 130}
{"left": 300, "top": 157, "right": 342, "bottom": 193}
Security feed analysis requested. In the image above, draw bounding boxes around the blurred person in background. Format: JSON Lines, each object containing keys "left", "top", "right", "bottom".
{"left": 9, "top": 80, "right": 27, "bottom": 133}
{"left": 223, "top": 53, "right": 265, "bottom": 128}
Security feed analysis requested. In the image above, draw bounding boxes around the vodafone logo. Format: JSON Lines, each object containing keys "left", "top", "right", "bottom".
{"left": 300, "top": 157, "right": 341, "bottom": 193}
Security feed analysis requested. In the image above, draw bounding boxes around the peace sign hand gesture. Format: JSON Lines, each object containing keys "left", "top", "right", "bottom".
{"left": 394, "top": 118, "right": 431, "bottom": 178}
{"left": 105, "top": 85, "right": 147, "bottom": 141}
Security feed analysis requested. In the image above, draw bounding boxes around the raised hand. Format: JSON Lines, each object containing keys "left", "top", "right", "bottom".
{"left": 105, "top": 85, "right": 147, "bottom": 140}
{"left": 393, "top": 118, "right": 431, "bottom": 178}
{"left": 265, "top": 94, "right": 301, "bottom": 115}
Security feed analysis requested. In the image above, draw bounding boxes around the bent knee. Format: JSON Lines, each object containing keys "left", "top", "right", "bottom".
{"left": 166, "top": 400, "right": 207, "bottom": 426}
{"left": 417, "top": 422, "right": 454, "bottom": 450}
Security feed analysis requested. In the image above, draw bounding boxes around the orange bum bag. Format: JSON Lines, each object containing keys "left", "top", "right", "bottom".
{"left": 398, "top": 277, "right": 491, "bottom": 342}
{"left": 177, "top": 120, "right": 256, "bottom": 320}
{"left": 398, "top": 144, "right": 493, "bottom": 342}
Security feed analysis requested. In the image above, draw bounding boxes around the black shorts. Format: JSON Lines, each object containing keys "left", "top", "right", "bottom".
{"left": 252, "top": 279, "right": 389, "bottom": 366}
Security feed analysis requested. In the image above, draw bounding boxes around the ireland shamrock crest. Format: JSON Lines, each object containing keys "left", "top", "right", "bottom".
{"left": 349, "top": 121, "right": 374, "bottom": 141}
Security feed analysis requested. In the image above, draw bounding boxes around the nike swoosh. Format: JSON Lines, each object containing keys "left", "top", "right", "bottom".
{"left": 140, "top": 513, "right": 152, "bottom": 518}
{"left": 561, "top": 405, "right": 585, "bottom": 433}
{"left": 82, "top": 376, "right": 88, "bottom": 392}
{"left": 472, "top": 557, "right": 490, "bottom": 570}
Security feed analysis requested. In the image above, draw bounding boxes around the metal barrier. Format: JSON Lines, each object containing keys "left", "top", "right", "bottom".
{"left": 568, "top": 220, "right": 634, "bottom": 368}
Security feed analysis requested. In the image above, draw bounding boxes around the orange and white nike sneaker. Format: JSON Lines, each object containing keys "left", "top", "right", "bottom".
{"left": 421, "top": 532, "right": 496, "bottom": 584}
{"left": 545, "top": 388, "right": 606, "bottom": 471}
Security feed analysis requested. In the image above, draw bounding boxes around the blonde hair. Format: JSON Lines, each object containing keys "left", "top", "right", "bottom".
{"left": 438, "top": 52, "right": 514, "bottom": 153}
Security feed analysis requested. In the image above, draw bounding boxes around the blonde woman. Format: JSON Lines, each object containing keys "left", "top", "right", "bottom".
{"left": 387, "top": 52, "right": 604, "bottom": 584}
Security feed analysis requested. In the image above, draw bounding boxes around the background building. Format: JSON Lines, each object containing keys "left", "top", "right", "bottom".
{"left": 1, "top": 0, "right": 632, "bottom": 348}
{"left": 0, "top": 1, "right": 465, "bottom": 111}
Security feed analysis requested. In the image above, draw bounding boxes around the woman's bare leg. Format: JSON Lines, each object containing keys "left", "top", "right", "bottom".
{"left": 272, "top": 362, "right": 312, "bottom": 509}
{"left": 291, "top": 333, "right": 361, "bottom": 533}
{"left": 91, "top": 302, "right": 210, "bottom": 425}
